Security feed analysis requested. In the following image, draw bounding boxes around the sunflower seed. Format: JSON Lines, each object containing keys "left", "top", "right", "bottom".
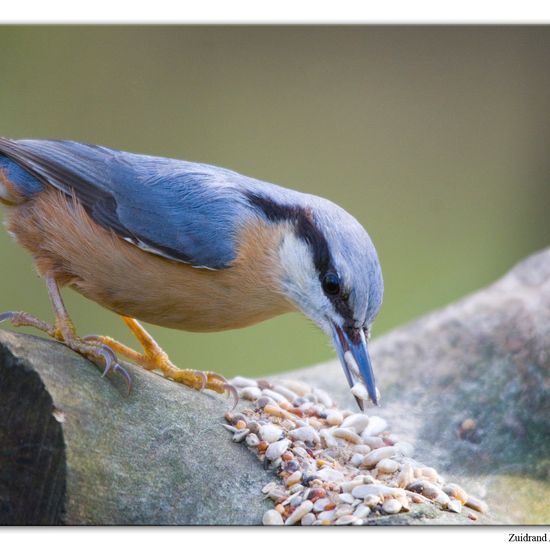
{"left": 335, "top": 515, "right": 357, "bottom": 525}
{"left": 335, "top": 504, "right": 355, "bottom": 518}
{"left": 278, "top": 379, "right": 311, "bottom": 396}
{"left": 300, "top": 513, "right": 316, "bottom": 526}
{"left": 313, "top": 498, "right": 331, "bottom": 512}
{"left": 407, "top": 480, "right": 450, "bottom": 507}
{"left": 333, "top": 428, "right": 362, "bottom": 444}
{"left": 262, "top": 509, "right": 284, "bottom": 525}
{"left": 465, "top": 495, "right": 488, "bottom": 514}
{"left": 340, "top": 413, "right": 370, "bottom": 433}
{"left": 232, "top": 429, "right": 250, "bottom": 442}
{"left": 338, "top": 493, "right": 355, "bottom": 505}
{"left": 443, "top": 483, "right": 469, "bottom": 505}
{"left": 272, "top": 384, "right": 299, "bottom": 402}
{"left": 352, "top": 484, "right": 405, "bottom": 499}
{"left": 285, "top": 471, "right": 302, "bottom": 487}
{"left": 363, "top": 494, "right": 381, "bottom": 507}
{"left": 361, "top": 446, "right": 397, "bottom": 468}
{"left": 262, "top": 389, "right": 291, "bottom": 405}
{"left": 326, "top": 410, "right": 344, "bottom": 426}
{"left": 285, "top": 500, "right": 313, "bottom": 525}
{"left": 266, "top": 439, "right": 290, "bottom": 461}
{"left": 361, "top": 415, "right": 388, "bottom": 437}
{"left": 393, "top": 441, "right": 414, "bottom": 457}
{"left": 316, "top": 467, "right": 345, "bottom": 482}
{"left": 361, "top": 436, "right": 385, "bottom": 449}
{"left": 350, "top": 382, "right": 369, "bottom": 402}
{"left": 355, "top": 504, "right": 372, "bottom": 518}
{"left": 377, "top": 458, "right": 399, "bottom": 474}
{"left": 289, "top": 426, "right": 320, "bottom": 444}
{"left": 397, "top": 463, "right": 415, "bottom": 488}
{"left": 340, "top": 478, "right": 365, "bottom": 493}
{"left": 222, "top": 423, "right": 239, "bottom": 433}
{"left": 318, "top": 509, "right": 336, "bottom": 522}
{"left": 262, "top": 482, "right": 278, "bottom": 494}
{"left": 319, "top": 429, "right": 340, "bottom": 448}
{"left": 257, "top": 396, "right": 277, "bottom": 409}
{"left": 313, "top": 388, "right": 333, "bottom": 408}
{"left": 259, "top": 424, "right": 284, "bottom": 443}
{"left": 351, "top": 453, "right": 365, "bottom": 467}
{"left": 230, "top": 376, "right": 258, "bottom": 388}
{"left": 241, "top": 386, "right": 262, "bottom": 401}
{"left": 448, "top": 498, "right": 462, "bottom": 513}
{"left": 382, "top": 499, "right": 402, "bottom": 514}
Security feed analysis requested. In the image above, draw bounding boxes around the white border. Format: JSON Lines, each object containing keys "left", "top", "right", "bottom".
{"left": 1, "top": 0, "right": 550, "bottom": 23}
{"left": 0, "top": 6, "right": 547, "bottom": 547}
{"left": 0, "top": 526, "right": 548, "bottom": 549}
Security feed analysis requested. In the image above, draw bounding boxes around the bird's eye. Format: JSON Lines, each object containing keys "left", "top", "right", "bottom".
{"left": 322, "top": 272, "right": 341, "bottom": 295}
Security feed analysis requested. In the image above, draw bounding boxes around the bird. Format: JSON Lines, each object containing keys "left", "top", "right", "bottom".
{"left": 0, "top": 138, "right": 383, "bottom": 408}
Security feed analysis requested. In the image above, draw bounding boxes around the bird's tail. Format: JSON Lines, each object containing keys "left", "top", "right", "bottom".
{"left": 0, "top": 139, "right": 44, "bottom": 206}
{"left": 0, "top": 166, "right": 21, "bottom": 206}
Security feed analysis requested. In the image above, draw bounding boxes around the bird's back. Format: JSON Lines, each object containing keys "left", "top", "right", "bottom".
{"left": 0, "top": 138, "right": 351, "bottom": 269}
{"left": 0, "top": 138, "right": 266, "bottom": 269}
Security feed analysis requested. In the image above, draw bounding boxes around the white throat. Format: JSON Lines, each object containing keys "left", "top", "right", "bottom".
{"left": 277, "top": 230, "right": 334, "bottom": 333}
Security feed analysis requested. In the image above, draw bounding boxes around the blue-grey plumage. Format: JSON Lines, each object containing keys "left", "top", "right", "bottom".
{"left": 0, "top": 137, "right": 384, "bottom": 407}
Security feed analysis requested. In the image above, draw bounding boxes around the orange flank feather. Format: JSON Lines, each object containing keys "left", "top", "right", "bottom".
{"left": 5, "top": 187, "right": 296, "bottom": 332}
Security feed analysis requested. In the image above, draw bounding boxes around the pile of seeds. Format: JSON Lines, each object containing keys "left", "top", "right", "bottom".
{"left": 224, "top": 376, "right": 488, "bottom": 526}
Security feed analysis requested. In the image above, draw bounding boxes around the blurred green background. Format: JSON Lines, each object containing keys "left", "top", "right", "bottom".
{"left": 0, "top": 26, "right": 549, "bottom": 378}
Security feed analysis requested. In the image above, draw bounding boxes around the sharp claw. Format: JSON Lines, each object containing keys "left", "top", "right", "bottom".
{"left": 196, "top": 371, "right": 208, "bottom": 391}
{"left": 1, "top": 316, "right": 132, "bottom": 395}
{"left": 96, "top": 344, "right": 132, "bottom": 395}
{"left": 223, "top": 383, "right": 239, "bottom": 410}
{"left": 0, "top": 311, "right": 16, "bottom": 323}
{"left": 114, "top": 363, "right": 133, "bottom": 396}
{"left": 98, "top": 345, "right": 117, "bottom": 377}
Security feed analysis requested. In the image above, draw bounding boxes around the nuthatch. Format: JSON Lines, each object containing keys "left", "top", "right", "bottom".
{"left": 0, "top": 138, "right": 383, "bottom": 408}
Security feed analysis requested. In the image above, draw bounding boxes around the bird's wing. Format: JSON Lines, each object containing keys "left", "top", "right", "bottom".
{"left": 0, "top": 138, "right": 256, "bottom": 269}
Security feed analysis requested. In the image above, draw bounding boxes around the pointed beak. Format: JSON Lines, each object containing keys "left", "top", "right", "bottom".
{"left": 330, "top": 322, "right": 378, "bottom": 407}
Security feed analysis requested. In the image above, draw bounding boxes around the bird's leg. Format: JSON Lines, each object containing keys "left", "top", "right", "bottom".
{"left": 0, "top": 276, "right": 131, "bottom": 392}
{"left": 85, "top": 316, "right": 237, "bottom": 404}
{"left": 45, "top": 276, "right": 132, "bottom": 391}
{"left": 117, "top": 316, "right": 237, "bottom": 402}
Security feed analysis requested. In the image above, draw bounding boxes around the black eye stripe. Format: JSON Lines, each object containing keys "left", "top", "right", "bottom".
{"left": 245, "top": 193, "right": 331, "bottom": 275}
{"left": 245, "top": 192, "right": 354, "bottom": 319}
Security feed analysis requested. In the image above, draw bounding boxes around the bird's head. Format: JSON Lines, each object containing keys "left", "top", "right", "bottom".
{"left": 250, "top": 193, "right": 383, "bottom": 408}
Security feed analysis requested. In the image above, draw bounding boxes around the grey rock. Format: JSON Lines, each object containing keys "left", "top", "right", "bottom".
{"left": 0, "top": 330, "right": 275, "bottom": 525}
